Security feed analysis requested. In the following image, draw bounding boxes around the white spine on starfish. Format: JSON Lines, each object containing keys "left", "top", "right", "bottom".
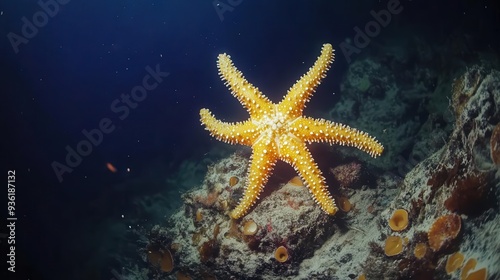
{"left": 200, "top": 43, "right": 383, "bottom": 219}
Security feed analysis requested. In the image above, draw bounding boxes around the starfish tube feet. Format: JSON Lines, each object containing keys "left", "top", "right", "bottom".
{"left": 230, "top": 138, "right": 278, "bottom": 219}
{"left": 200, "top": 43, "right": 383, "bottom": 219}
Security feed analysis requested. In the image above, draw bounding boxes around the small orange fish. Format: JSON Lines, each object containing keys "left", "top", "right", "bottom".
{"left": 106, "top": 162, "right": 117, "bottom": 173}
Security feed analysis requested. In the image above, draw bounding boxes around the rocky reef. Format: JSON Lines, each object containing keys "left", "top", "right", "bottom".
{"left": 128, "top": 66, "right": 499, "bottom": 280}
{"left": 141, "top": 152, "right": 339, "bottom": 279}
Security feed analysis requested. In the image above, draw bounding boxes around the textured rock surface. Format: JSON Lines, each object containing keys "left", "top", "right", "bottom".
{"left": 363, "top": 67, "right": 500, "bottom": 279}
{"left": 143, "top": 153, "right": 337, "bottom": 279}
{"left": 129, "top": 67, "right": 499, "bottom": 280}
{"left": 330, "top": 37, "right": 461, "bottom": 171}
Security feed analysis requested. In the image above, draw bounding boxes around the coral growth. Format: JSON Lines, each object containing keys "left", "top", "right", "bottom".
{"left": 329, "top": 162, "right": 362, "bottom": 188}
{"left": 229, "top": 176, "right": 239, "bottom": 187}
{"left": 427, "top": 213, "right": 461, "bottom": 252}
{"left": 388, "top": 209, "right": 409, "bottom": 232}
{"left": 131, "top": 63, "right": 500, "bottom": 279}
{"left": 338, "top": 196, "right": 352, "bottom": 212}
{"left": 274, "top": 246, "right": 289, "bottom": 263}
{"left": 445, "top": 251, "right": 464, "bottom": 274}
{"left": 361, "top": 66, "right": 500, "bottom": 279}
{"left": 242, "top": 219, "right": 258, "bottom": 236}
{"left": 443, "top": 170, "right": 493, "bottom": 215}
{"left": 146, "top": 244, "right": 174, "bottom": 273}
{"left": 384, "top": 236, "right": 404, "bottom": 256}
{"left": 413, "top": 242, "right": 427, "bottom": 260}
{"left": 461, "top": 258, "right": 488, "bottom": 280}
{"left": 287, "top": 176, "right": 304, "bottom": 187}
{"left": 143, "top": 154, "right": 337, "bottom": 278}
{"left": 464, "top": 267, "right": 487, "bottom": 280}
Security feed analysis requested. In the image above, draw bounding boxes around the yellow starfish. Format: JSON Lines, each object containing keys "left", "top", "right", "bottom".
{"left": 200, "top": 44, "right": 384, "bottom": 219}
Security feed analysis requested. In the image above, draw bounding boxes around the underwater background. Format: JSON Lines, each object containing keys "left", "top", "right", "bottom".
{"left": 2, "top": 0, "right": 500, "bottom": 279}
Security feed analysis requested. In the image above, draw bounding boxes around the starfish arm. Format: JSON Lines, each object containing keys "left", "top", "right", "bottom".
{"left": 278, "top": 44, "right": 334, "bottom": 118}
{"left": 279, "top": 134, "right": 338, "bottom": 215}
{"left": 200, "top": 108, "right": 258, "bottom": 146}
{"left": 290, "top": 117, "right": 384, "bottom": 158}
{"left": 231, "top": 137, "right": 278, "bottom": 219}
{"left": 217, "top": 53, "right": 274, "bottom": 116}
{"left": 200, "top": 44, "right": 385, "bottom": 219}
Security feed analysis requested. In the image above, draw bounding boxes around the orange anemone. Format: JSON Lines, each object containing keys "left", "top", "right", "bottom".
{"left": 274, "top": 246, "right": 289, "bottom": 263}
{"left": 384, "top": 236, "right": 404, "bottom": 256}
{"left": 389, "top": 209, "right": 409, "bottom": 231}
{"left": 428, "top": 213, "right": 461, "bottom": 252}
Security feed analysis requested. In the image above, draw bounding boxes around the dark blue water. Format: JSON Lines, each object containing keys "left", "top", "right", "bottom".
{"left": 1, "top": 0, "right": 499, "bottom": 279}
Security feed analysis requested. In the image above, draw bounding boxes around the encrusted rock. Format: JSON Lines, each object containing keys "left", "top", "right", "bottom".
{"left": 136, "top": 66, "right": 500, "bottom": 280}
{"left": 146, "top": 153, "right": 335, "bottom": 279}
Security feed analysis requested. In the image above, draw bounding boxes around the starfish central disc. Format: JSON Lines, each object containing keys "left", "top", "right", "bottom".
{"left": 200, "top": 43, "right": 384, "bottom": 219}
{"left": 253, "top": 108, "right": 291, "bottom": 141}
